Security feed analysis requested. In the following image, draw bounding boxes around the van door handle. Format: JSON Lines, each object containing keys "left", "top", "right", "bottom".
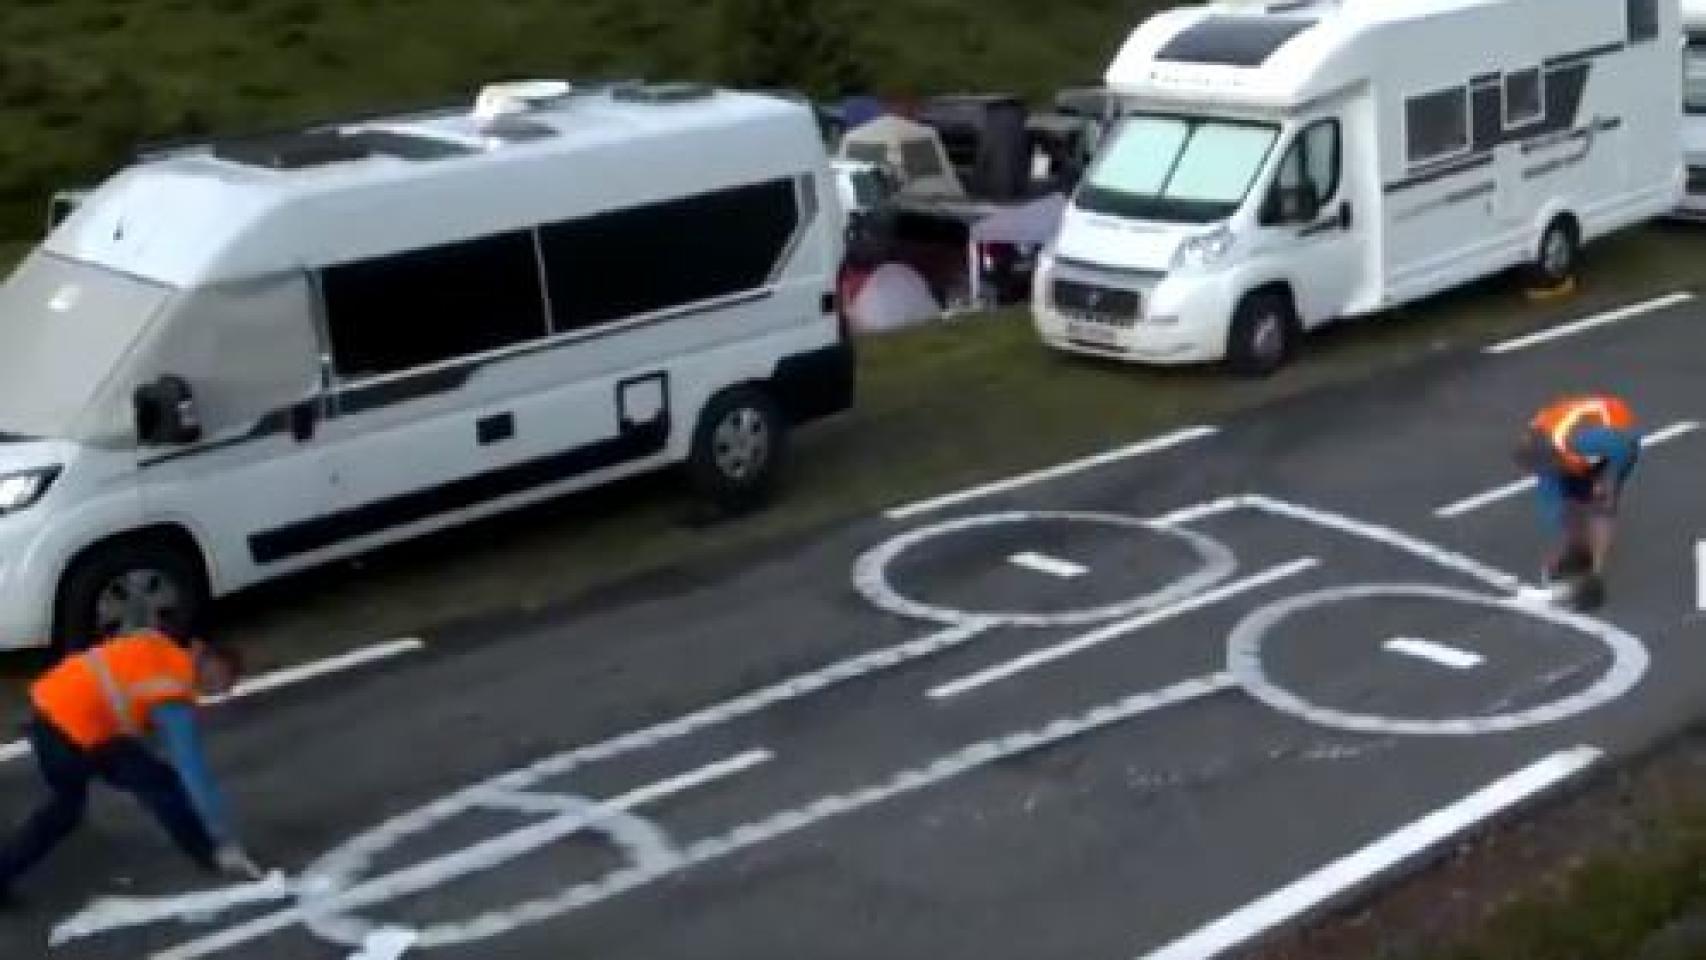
{"left": 1338, "top": 201, "right": 1353, "bottom": 230}
{"left": 477, "top": 412, "right": 514, "bottom": 445}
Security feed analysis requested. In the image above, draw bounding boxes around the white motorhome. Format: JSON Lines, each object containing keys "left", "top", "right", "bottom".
{"left": 0, "top": 79, "right": 852, "bottom": 652}
{"left": 1033, "top": 0, "right": 1684, "bottom": 375}
{"left": 1679, "top": 0, "right": 1706, "bottom": 217}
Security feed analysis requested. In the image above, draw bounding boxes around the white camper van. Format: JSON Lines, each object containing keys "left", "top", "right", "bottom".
{"left": 1033, "top": 0, "right": 1684, "bottom": 375}
{"left": 0, "top": 79, "right": 852, "bottom": 651}
{"left": 1680, "top": 0, "right": 1706, "bottom": 218}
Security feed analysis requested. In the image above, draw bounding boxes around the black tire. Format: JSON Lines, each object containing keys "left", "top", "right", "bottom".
{"left": 1530, "top": 216, "right": 1579, "bottom": 288}
{"left": 1224, "top": 290, "right": 1297, "bottom": 378}
{"left": 687, "top": 386, "right": 787, "bottom": 515}
{"left": 53, "top": 537, "right": 207, "bottom": 656}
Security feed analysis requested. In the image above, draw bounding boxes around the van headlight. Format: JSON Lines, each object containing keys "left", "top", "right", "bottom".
{"left": 0, "top": 467, "right": 60, "bottom": 515}
{"left": 1171, "top": 223, "right": 1237, "bottom": 271}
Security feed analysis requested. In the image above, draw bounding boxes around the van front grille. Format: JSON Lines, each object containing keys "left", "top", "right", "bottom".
{"left": 1052, "top": 279, "right": 1140, "bottom": 325}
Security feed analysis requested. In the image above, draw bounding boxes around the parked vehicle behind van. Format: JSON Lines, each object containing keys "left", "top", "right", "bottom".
{"left": 0, "top": 79, "right": 852, "bottom": 652}
{"left": 1034, "top": 0, "right": 1685, "bottom": 376}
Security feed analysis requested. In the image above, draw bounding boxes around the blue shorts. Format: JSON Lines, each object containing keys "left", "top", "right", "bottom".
{"left": 1534, "top": 460, "right": 1635, "bottom": 533}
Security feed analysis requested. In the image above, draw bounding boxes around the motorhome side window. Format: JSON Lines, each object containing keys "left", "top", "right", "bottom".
{"left": 1264, "top": 119, "right": 1340, "bottom": 224}
{"left": 1627, "top": 0, "right": 1658, "bottom": 43}
{"left": 1504, "top": 69, "right": 1542, "bottom": 126}
{"left": 538, "top": 178, "right": 798, "bottom": 332}
{"left": 319, "top": 230, "right": 549, "bottom": 379}
{"left": 1687, "top": 35, "right": 1706, "bottom": 115}
{"left": 1404, "top": 87, "right": 1469, "bottom": 165}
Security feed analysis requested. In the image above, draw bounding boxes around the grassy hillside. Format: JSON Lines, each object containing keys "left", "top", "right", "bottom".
{"left": 0, "top": 0, "right": 1151, "bottom": 249}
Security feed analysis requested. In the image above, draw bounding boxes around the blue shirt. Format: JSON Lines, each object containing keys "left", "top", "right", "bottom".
{"left": 1569, "top": 425, "right": 1640, "bottom": 479}
{"left": 154, "top": 702, "right": 233, "bottom": 843}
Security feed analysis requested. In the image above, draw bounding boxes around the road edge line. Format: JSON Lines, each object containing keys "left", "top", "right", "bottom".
{"left": 1484, "top": 291, "right": 1694, "bottom": 354}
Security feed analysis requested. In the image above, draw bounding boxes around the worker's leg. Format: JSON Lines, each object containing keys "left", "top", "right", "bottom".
{"left": 1535, "top": 471, "right": 1576, "bottom": 580}
{"left": 0, "top": 716, "right": 93, "bottom": 891}
{"left": 95, "top": 740, "right": 217, "bottom": 872}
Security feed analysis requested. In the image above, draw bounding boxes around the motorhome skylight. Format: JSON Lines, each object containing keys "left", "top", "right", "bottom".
{"left": 1155, "top": 15, "right": 1317, "bottom": 67}
{"left": 210, "top": 127, "right": 477, "bottom": 169}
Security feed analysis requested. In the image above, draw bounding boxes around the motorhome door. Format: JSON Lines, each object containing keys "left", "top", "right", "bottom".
{"left": 1260, "top": 117, "right": 1363, "bottom": 325}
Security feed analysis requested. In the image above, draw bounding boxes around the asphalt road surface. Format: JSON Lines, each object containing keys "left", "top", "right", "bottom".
{"left": 5, "top": 291, "right": 1706, "bottom": 960}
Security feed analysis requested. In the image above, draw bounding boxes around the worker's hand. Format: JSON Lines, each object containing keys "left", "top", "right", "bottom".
{"left": 214, "top": 842, "right": 266, "bottom": 882}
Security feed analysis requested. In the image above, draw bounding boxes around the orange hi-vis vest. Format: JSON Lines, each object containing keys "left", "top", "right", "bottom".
{"left": 1530, "top": 395, "right": 1636, "bottom": 474}
{"left": 31, "top": 632, "right": 197, "bottom": 749}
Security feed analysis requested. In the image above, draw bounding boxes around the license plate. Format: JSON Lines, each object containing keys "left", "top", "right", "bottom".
{"left": 1068, "top": 320, "right": 1123, "bottom": 346}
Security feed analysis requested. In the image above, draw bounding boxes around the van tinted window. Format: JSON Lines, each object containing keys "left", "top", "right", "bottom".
{"left": 1628, "top": 0, "right": 1658, "bottom": 42}
{"left": 1404, "top": 87, "right": 1469, "bottom": 164}
{"left": 320, "top": 230, "right": 548, "bottom": 379}
{"left": 538, "top": 178, "right": 798, "bottom": 332}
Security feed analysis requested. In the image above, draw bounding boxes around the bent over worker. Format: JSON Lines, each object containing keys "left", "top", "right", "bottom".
{"left": 1512, "top": 393, "right": 1641, "bottom": 610}
{"left": 0, "top": 630, "right": 263, "bottom": 900}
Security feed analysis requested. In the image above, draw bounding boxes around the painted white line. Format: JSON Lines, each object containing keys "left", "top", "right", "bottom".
{"left": 1149, "top": 497, "right": 1244, "bottom": 528}
{"left": 3, "top": 638, "right": 429, "bottom": 766}
{"left": 69, "top": 749, "right": 772, "bottom": 955}
{"left": 1008, "top": 551, "right": 1088, "bottom": 579}
{"left": 929, "top": 559, "right": 1319, "bottom": 700}
{"left": 1137, "top": 745, "right": 1603, "bottom": 960}
{"left": 1484, "top": 291, "right": 1695, "bottom": 354}
{"left": 208, "top": 637, "right": 426, "bottom": 704}
{"left": 1383, "top": 637, "right": 1484, "bottom": 670}
{"left": 883, "top": 425, "right": 1219, "bottom": 520}
{"left": 472, "top": 789, "right": 591, "bottom": 817}
{"left": 1434, "top": 420, "right": 1701, "bottom": 518}
{"left": 348, "top": 926, "right": 418, "bottom": 960}
{"left": 162, "top": 677, "right": 1237, "bottom": 958}
{"left": 1697, "top": 540, "right": 1706, "bottom": 612}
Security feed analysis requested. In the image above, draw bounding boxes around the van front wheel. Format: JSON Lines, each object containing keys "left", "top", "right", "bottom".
{"left": 1225, "top": 291, "right": 1297, "bottom": 377}
{"left": 54, "top": 538, "right": 207, "bottom": 656}
{"left": 688, "top": 386, "right": 787, "bottom": 515}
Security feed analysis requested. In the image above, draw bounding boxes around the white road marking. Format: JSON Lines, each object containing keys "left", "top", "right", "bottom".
{"left": 1137, "top": 745, "right": 1603, "bottom": 960}
{"left": 883, "top": 425, "right": 1218, "bottom": 520}
{"left": 929, "top": 559, "right": 1319, "bottom": 700}
{"left": 2, "top": 638, "right": 428, "bottom": 765}
{"left": 1483, "top": 290, "right": 1694, "bottom": 354}
{"left": 1008, "top": 551, "right": 1088, "bottom": 579}
{"left": 1148, "top": 497, "right": 1244, "bottom": 528}
{"left": 60, "top": 749, "right": 770, "bottom": 953}
{"left": 1383, "top": 637, "right": 1485, "bottom": 670}
{"left": 1434, "top": 420, "right": 1700, "bottom": 518}
{"left": 158, "top": 676, "right": 1237, "bottom": 958}
{"left": 347, "top": 926, "right": 418, "bottom": 960}
{"left": 1697, "top": 540, "right": 1706, "bottom": 612}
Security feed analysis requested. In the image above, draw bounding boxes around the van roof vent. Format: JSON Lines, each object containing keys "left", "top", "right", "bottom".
{"left": 611, "top": 81, "right": 716, "bottom": 104}
{"left": 472, "top": 79, "right": 574, "bottom": 132}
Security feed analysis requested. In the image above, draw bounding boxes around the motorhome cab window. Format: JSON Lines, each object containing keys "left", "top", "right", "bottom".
{"left": 321, "top": 230, "right": 549, "bottom": 379}
{"left": 1077, "top": 114, "right": 1279, "bottom": 222}
{"left": 1265, "top": 119, "right": 1340, "bottom": 222}
{"left": 1404, "top": 87, "right": 1469, "bottom": 164}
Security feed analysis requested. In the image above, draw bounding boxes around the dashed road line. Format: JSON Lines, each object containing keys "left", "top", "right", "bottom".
{"left": 883, "top": 425, "right": 1218, "bottom": 520}
{"left": 1138, "top": 745, "right": 1603, "bottom": 959}
{"left": 928, "top": 559, "right": 1319, "bottom": 700}
{"left": 1, "top": 638, "right": 427, "bottom": 765}
{"left": 1383, "top": 637, "right": 1485, "bottom": 670}
{"left": 1483, "top": 291, "right": 1694, "bottom": 354}
{"left": 1008, "top": 551, "right": 1088, "bottom": 579}
{"left": 1434, "top": 420, "right": 1700, "bottom": 518}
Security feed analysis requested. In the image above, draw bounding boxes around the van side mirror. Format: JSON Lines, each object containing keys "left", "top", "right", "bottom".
{"left": 134, "top": 375, "right": 202, "bottom": 446}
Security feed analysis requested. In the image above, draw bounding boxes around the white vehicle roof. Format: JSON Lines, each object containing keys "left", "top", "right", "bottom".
{"left": 44, "top": 82, "right": 826, "bottom": 287}
{"left": 1686, "top": 0, "right": 1706, "bottom": 31}
{"left": 1106, "top": 0, "right": 1519, "bottom": 111}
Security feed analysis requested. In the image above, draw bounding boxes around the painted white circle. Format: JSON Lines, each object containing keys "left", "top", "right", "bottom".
{"left": 1227, "top": 583, "right": 1649, "bottom": 736}
{"left": 853, "top": 511, "right": 1237, "bottom": 627}
{"left": 299, "top": 795, "right": 675, "bottom": 947}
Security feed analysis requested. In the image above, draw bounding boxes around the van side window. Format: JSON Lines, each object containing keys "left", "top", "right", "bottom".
{"left": 538, "top": 178, "right": 798, "bottom": 333}
{"left": 319, "top": 230, "right": 549, "bottom": 379}
{"left": 1628, "top": 0, "right": 1658, "bottom": 43}
{"left": 1504, "top": 69, "right": 1543, "bottom": 126}
{"left": 1404, "top": 87, "right": 1469, "bottom": 165}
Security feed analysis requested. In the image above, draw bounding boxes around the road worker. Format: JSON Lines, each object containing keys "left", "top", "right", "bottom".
{"left": 1512, "top": 393, "right": 1641, "bottom": 610}
{"left": 0, "top": 629, "right": 263, "bottom": 902}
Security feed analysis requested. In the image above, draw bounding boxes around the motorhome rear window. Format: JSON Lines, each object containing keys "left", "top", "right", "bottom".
{"left": 1155, "top": 16, "right": 1317, "bottom": 68}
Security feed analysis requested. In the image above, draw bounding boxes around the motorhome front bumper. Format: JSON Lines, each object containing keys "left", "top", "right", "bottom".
{"left": 1032, "top": 265, "right": 1229, "bottom": 365}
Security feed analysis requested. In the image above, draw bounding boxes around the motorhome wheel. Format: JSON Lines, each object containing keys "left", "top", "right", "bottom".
{"left": 55, "top": 539, "right": 207, "bottom": 655}
{"left": 1533, "top": 217, "right": 1579, "bottom": 286}
{"left": 689, "top": 386, "right": 787, "bottom": 513}
{"left": 1226, "top": 291, "right": 1296, "bottom": 378}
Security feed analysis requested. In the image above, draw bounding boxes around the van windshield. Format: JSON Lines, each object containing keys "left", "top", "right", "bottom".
{"left": 0, "top": 250, "right": 172, "bottom": 440}
{"left": 1687, "top": 36, "right": 1706, "bottom": 114}
{"left": 1076, "top": 114, "right": 1279, "bottom": 223}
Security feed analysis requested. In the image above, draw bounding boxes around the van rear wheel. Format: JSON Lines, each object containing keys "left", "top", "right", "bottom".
{"left": 688, "top": 386, "right": 787, "bottom": 515}
{"left": 54, "top": 538, "right": 207, "bottom": 656}
{"left": 1224, "top": 291, "right": 1297, "bottom": 378}
{"left": 1531, "top": 216, "right": 1579, "bottom": 288}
